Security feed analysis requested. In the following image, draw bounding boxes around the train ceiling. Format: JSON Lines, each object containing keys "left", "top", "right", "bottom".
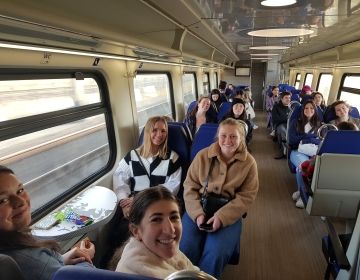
{"left": 0, "top": 0, "right": 359, "bottom": 67}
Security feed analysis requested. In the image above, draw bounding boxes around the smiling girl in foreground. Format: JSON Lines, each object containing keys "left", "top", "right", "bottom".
{"left": 115, "top": 186, "right": 198, "bottom": 278}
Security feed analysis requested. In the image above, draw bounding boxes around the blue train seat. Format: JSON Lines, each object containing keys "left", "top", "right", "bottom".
{"left": 279, "top": 84, "right": 295, "bottom": 93}
{"left": 323, "top": 106, "right": 359, "bottom": 123}
{"left": 190, "top": 123, "right": 219, "bottom": 161}
{"left": 217, "top": 102, "right": 232, "bottom": 122}
{"left": 0, "top": 254, "right": 25, "bottom": 280}
{"left": 291, "top": 93, "right": 300, "bottom": 102}
{"left": 186, "top": 100, "right": 197, "bottom": 116}
{"left": 52, "top": 266, "right": 159, "bottom": 280}
{"left": 286, "top": 102, "right": 302, "bottom": 173}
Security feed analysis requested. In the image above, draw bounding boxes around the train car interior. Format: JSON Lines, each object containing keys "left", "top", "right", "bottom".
{"left": 0, "top": 1, "right": 360, "bottom": 279}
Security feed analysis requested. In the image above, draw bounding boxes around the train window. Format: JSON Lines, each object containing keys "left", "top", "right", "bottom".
{"left": 339, "top": 74, "right": 360, "bottom": 110}
{"left": 203, "top": 72, "right": 210, "bottom": 95}
{"left": 316, "top": 73, "right": 333, "bottom": 102}
{"left": 134, "top": 73, "right": 173, "bottom": 130}
{"left": 0, "top": 78, "right": 101, "bottom": 121}
{"left": 294, "top": 73, "right": 302, "bottom": 89}
{"left": 0, "top": 74, "right": 113, "bottom": 216}
{"left": 304, "top": 73, "right": 313, "bottom": 88}
{"left": 182, "top": 73, "right": 197, "bottom": 112}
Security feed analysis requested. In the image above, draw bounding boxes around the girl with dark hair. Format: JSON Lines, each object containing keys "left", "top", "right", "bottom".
{"left": 184, "top": 96, "right": 217, "bottom": 136}
{"left": 288, "top": 100, "right": 322, "bottom": 208}
{"left": 222, "top": 98, "right": 253, "bottom": 144}
{"left": 311, "top": 91, "right": 327, "bottom": 112}
{"left": 0, "top": 166, "right": 95, "bottom": 280}
{"left": 208, "top": 89, "right": 223, "bottom": 114}
{"left": 115, "top": 186, "right": 198, "bottom": 278}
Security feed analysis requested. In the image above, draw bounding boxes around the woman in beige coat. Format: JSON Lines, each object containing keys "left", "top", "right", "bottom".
{"left": 180, "top": 118, "right": 259, "bottom": 279}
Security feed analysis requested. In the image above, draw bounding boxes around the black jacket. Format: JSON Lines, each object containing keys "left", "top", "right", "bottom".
{"left": 272, "top": 101, "right": 290, "bottom": 127}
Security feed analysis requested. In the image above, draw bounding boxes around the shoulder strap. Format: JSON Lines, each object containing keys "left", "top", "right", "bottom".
{"left": 203, "top": 157, "right": 215, "bottom": 196}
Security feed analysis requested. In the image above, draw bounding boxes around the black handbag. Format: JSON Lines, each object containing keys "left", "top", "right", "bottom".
{"left": 200, "top": 158, "right": 231, "bottom": 218}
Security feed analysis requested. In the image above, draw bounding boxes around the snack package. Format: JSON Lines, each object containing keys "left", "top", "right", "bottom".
{"left": 55, "top": 208, "right": 93, "bottom": 227}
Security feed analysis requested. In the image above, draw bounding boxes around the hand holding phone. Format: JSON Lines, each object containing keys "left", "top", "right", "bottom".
{"left": 199, "top": 222, "right": 213, "bottom": 231}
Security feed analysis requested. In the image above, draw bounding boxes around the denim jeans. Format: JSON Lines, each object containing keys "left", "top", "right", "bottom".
{"left": 290, "top": 150, "right": 310, "bottom": 193}
{"left": 180, "top": 212, "right": 242, "bottom": 278}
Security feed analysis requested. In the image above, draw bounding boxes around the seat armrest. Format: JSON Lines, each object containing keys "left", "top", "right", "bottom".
{"left": 325, "top": 218, "right": 351, "bottom": 270}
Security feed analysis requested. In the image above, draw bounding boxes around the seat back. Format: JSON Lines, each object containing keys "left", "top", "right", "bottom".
{"left": 190, "top": 123, "right": 219, "bottom": 161}
{"left": 186, "top": 100, "right": 197, "bottom": 116}
{"left": 286, "top": 102, "right": 302, "bottom": 173}
{"left": 0, "top": 254, "right": 25, "bottom": 280}
{"left": 306, "top": 153, "right": 360, "bottom": 219}
{"left": 217, "top": 102, "right": 232, "bottom": 122}
{"left": 52, "top": 266, "right": 159, "bottom": 280}
{"left": 318, "top": 130, "right": 360, "bottom": 155}
{"left": 166, "top": 122, "right": 192, "bottom": 164}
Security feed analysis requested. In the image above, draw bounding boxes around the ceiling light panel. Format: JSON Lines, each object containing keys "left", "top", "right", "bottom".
{"left": 250, "top": 46, "right": 290, "bottom": 50}
{"left": 248, "top": 28, "right": 313, "bottom": 37}
{"left": 261, "top": 0, "right": 297, "bottom": 7}
{"left": 251, "top": 53, "right": 279, "bottom": 56}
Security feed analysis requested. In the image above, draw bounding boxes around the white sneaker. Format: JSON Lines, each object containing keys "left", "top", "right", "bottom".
{"left": 269, "top": 130, "right": 275, "bottom": 137}
{"left": 253, "top": 124, "right": 258, "bottom": 129}
{"left": 292, "top": 191, "right": 300, "bottom": 201}
{"left": 295, "top": 198, "right": 304, "bottom": 208}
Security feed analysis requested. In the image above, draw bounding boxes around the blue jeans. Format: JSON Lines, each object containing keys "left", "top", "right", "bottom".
{"left": 180, "top": 212, "right": 242, "bottom": 278}
{"left": 290, "top": 150, "right": 310, "bottom": 193}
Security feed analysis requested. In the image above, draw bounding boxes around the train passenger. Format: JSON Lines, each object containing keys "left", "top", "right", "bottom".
{"left": 0, "top": 165, "right": 95, "bottom": 280}
{"left": 218, "top": 80, "right": 229, "bottom": 102}
{"left": 184, "top": 96, "right": 217, "bottom": 137}
{"left": 243, "top": 87, "right": 258, "bottom": 129}
{"left": 209, "top": 89, "right": 223, "bottom": 115}
{"left": 104, "top": 116, "right": 182, "bottom": 268}
{"left": 266, "top": 86, "right": 280, "bottom": 134}
{"left": 311, "top": 91, "right": 327, "bottom": 112}
{"left": 180, "top": 118, "right": 259, "bottom": 278}
{"left": 222, "top": 98, "right": 253, "bottom": 144}
{"left": 300, "top": 85, "right": 313, "bottom": 102}
{"left": 329, "top": 100, "right": 360, "bottom": 128}
{"left": 115, "top": 186, "right": 198, "bottom": 278}
{"left": 288, "top": 100, "right": 321, "bottom": 208}
{"left": 272, "top": 91, "right": 291, "bottom": 159}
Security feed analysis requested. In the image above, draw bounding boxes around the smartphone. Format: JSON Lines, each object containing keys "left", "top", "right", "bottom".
{"left": 34, "top": 215, "right": 60, "bottom": 230}
{"left": 199, "top": 222, "right": 213, "bottom": 231}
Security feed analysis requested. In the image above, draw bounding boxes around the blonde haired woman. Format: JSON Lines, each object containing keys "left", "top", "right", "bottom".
{"left": 102, "top": 116, "right": 182, "bottom": 268}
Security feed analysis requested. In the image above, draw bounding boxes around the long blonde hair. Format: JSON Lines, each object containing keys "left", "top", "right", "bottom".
{"left": 139, "top": 116, "right": 168, "bottom": 159}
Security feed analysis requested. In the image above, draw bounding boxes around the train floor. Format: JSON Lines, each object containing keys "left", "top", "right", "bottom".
{"left": 222, "top": 111, "right": 340, "bottom": 280}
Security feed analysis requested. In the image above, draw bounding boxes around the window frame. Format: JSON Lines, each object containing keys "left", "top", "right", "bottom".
{"left": 294, "top": 73, "right": 302, "bottom": 89}
{"left": 134, "top": 71, "right": 175, "bottom": 125}
{"left": 338, "top": 73, "right": 360, "bottom": 100}
{"left": 304, "top": 73, "right": 313, "bottom": 87}
{"left": 0, "top": 69, "right": 116, "bottom": 220}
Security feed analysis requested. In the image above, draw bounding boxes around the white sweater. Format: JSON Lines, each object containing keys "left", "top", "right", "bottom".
{"left": 115, "top": 238, "right": 198, "bottom": 279}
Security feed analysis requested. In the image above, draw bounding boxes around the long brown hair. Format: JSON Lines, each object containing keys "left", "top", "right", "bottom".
{"left": 0, "top": 165, "right": 59, "bottom": 251}
{"left": 139, "top": 116, "right": 168, "bottom": 159}
{"left": 189, "top": 96, "right": 210, "bottom": 118}
{"left": 297, "top": 100, "right": 321, "bottom": 133}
